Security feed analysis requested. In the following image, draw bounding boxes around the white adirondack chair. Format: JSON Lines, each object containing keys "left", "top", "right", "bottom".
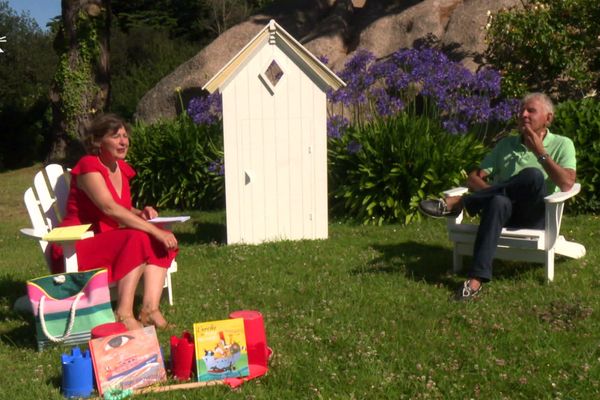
{"left": 444, "top": 183, "right": 586, "bottom": 281}
{"left": 20, "top": 164, "right": 178, "bottom": 305}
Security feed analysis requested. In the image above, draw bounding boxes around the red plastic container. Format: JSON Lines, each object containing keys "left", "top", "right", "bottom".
{"left": 170, "top": 331, "right": 195, "bottom": 381}
{"left": 90, "top": 322, "right": 127, "bottom": 339}
{"left": 229, "top": 310, "right": 269, "bottom": 379}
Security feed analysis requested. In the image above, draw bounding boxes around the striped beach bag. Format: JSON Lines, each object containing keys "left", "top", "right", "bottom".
{"left": 27, "top": 268, "right": 115, "bottom": 350}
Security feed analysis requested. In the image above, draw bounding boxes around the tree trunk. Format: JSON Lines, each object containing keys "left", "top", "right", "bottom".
{"left": 48, "top": 0, "right": 111, "bottom": 165}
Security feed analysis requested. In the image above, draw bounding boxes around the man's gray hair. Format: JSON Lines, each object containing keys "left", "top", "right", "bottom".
{"left": 522, "top": 92, "right": 554, "bottom": 115}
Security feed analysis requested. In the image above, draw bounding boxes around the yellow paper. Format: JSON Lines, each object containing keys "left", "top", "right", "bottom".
{"left": 43, "top": 224, "right": 91, "bottom": 241}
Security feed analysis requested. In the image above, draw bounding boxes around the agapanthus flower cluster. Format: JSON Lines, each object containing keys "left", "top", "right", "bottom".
{"left": 327, "top": 114, "right": 350, "bottom": 138}
{"left": 208, "top": 158, "right": 225, "bottom": 176}
{"left": 187, "top": 92, "right": 223, "bottom": 125}
{"left": 187, "top": 47, "right": 518, "bottom": 139}
{"left": 327, "top": 47, "right": 518, "bottom": 135}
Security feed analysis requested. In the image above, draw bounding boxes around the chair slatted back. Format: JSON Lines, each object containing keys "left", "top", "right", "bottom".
{"left": 23, "top": 164, "right": 71, "bottom": 268}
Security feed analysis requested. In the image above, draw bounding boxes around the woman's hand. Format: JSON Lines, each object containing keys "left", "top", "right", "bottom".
{"left": 156, "top": 230, "right": 178, "bottom": 251}
{"left": 140, "top": 206, "right": 158, "bottom": 220}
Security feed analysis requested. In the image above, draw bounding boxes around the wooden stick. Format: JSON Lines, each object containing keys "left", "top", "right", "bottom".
{"left": 133, "top": 380, "right": 226, "bottom": 394}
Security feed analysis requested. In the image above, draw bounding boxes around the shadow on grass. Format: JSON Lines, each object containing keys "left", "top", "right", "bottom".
{"left": 352, "top": 241, "right": 456, "bottom": 286}
{"left": 177, "top": 221, "right": 227, "bottom": 245}
{"left": 491, "top": 258, "right": 568, "bottom": 284}
{"left": 353, "top": 240, "right": 567, "bottom": 286}
{"left": 0, "top": 275, "right": 37, "bottom": 349}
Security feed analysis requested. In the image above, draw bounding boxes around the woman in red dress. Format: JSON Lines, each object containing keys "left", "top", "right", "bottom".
{"left": 51, "top": 114, "right": 178, "bottom": 331}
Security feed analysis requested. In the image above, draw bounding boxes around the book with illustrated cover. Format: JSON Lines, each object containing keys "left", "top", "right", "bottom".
{"left": 89, "top": 326, "right": 167, "bottom": 395}
{"left": 193, "top": 318, "right": 249, "bottom": 382}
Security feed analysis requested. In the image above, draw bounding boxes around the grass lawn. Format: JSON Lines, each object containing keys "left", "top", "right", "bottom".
{"left": 1, "top": 165, "right": 599, "bottom": 399}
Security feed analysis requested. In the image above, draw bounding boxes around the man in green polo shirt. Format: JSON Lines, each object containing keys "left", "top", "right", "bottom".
{"left": 419, "top": 92, "right": 576, "bottom": 300}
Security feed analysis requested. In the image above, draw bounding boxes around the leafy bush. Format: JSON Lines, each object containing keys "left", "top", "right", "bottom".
{"left": 552, "top": 98, "right": 600, "bottom": 213}
{"left": 485, "top": 0, "right": 600, "bottom": 101}
{"left": 127, "top": 114, "right": 224, "bottom": 210}
{"left": 328, "top": 114, "right": 487, "bottom": 225}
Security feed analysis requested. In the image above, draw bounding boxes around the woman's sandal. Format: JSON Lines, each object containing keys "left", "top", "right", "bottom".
{"left": 138, "top": 309, "right": 175, "bottom": 330}
{"left": 115, "top": 313, "right": 143, "bottom": 331}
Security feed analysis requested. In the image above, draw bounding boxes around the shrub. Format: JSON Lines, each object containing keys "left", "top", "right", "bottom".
{"left": 127, "top": 113, "right": 224, "bottom": 210}
{"left": 552, "top": 98, "right": 600, "bottom": 213}
{"left": 484, "top": 0, "right": 600, "bottom": 101}
{"left": 328, "top": 114, "right": 487, "bottom": 225}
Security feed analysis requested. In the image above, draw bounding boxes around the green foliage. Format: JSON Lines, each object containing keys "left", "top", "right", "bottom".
{"left": 485, "top": 0, "right": 600, "bottom": 101}
{"left": 110, "top": 26, "right": 200, "bottom": 119}
{"left": 552, "top": 98, "right": 600, "bottom": 213}
{"left": 0, "top": 1, "right": 56, "bottom": 170}
{"left": 329, "top": 114, "right": 487, "bottom": 225}
{"left": 127, "top": 114, "right": 224, "bottom": 210}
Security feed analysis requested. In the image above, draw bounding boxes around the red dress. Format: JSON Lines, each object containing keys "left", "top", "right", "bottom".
{"left": 50, "top": 155, "right": 177, "bottom": 283}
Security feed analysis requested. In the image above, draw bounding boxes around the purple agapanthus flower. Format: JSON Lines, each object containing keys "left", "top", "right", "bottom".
{"left": 208, "top": 158, "right": 225, "bottom": 176}
{"left": 317, "top": 55, "right": 330, "bottom": 65}
{"left": 187, "top": 92, "right": 223, "bottom": 125}
{"left": 347, "top": 140, "right": 362, "bottom": 155}
{"left": 327, "top": 46, "right": 518, "bottom": 133}
{"left": 327, "top": 115, "right": 350, "bottom": 139}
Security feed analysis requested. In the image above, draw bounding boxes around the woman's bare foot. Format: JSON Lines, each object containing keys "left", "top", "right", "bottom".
{"left": 138, "top": 308, "right": 174, "bottom": 330}
{"left": 115, "top": 312, "right": 143, "bottom": 331}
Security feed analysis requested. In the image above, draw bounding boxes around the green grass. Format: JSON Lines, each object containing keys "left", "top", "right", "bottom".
{"left": 1, "top": 166, "right": 599, "bottom": 399}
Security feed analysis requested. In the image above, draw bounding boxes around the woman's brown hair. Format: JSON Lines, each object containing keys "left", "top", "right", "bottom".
{"left": 85, "top": 113, "right": 131, "bottom": 155}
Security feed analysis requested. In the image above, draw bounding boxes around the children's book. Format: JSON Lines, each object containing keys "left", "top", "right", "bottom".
{"left": 193, "top": 318, "right": 249, "bottom": 382}
{"left": 89, "top": 326, "right": 167, "bottom": 396}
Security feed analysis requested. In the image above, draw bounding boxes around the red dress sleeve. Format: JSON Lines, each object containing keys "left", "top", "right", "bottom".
{"left": 71, "top": 155, "right": 105, "bottom": 177}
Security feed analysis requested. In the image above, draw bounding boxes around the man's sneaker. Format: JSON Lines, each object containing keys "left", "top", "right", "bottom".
{"left": 453, "top": 280, "right": 481, "bottom": 301}
{"left": 418, "top": 198, "right": 462, "bottom": 218}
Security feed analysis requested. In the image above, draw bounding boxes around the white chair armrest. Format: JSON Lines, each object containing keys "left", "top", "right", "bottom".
{"left": 544, "top": 183, "right": 581, "bottom": 204}
{"left": 443, "top": 187, "right": 469, "bottom": 197}
{"left": 20, "top": 228, "right": 46, "bottom": 240}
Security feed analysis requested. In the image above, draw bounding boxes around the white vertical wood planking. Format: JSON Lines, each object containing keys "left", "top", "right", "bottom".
{"left": 216, "top": 23, "right": 340, "bottom": 244}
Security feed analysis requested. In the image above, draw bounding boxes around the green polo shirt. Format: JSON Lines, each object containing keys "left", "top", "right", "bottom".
{"left": 480, "top": 130, "right": 576, "bottom": 193}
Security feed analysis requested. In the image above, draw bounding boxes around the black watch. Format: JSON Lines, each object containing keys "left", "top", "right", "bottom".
{"left": 537, "top": 153, "right": 550, "bottom": 163}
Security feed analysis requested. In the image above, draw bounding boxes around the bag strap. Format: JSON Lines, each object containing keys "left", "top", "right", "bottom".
{"left": 38, "top": 292, "right": 84, "bottom": 343}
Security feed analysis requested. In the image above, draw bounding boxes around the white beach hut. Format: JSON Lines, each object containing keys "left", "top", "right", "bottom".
{"left": 203, "top": 19, "right": 345, "bottom": 244}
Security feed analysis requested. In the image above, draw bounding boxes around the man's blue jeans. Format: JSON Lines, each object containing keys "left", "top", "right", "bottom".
{"left": 461, "top": 168, "right": 547, "bottom": 282}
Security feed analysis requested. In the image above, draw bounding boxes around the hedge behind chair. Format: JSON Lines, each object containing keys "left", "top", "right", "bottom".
{"left": 128, "top": 114, "right": 224, "bottom": 210}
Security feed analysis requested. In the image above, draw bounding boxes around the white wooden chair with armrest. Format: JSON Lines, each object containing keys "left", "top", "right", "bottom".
{"left": 20, "top": 164, "right": 179, "bottom": 305}
{"left": 443, "top": 183, "right": 585, "bottom": 282}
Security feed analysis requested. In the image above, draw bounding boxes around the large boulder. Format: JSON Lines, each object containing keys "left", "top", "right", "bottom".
{"left": 135, "top": 0, "right": 522, "bottom": 123}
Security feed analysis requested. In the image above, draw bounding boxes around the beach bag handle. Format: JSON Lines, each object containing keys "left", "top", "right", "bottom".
{"left": 38, "top": 292, "right": 84, "bottom": 343}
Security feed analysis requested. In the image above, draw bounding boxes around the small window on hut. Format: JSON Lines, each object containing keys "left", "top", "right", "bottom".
{"left": 264, "top": 60, "right": 284, "bottom": 87}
